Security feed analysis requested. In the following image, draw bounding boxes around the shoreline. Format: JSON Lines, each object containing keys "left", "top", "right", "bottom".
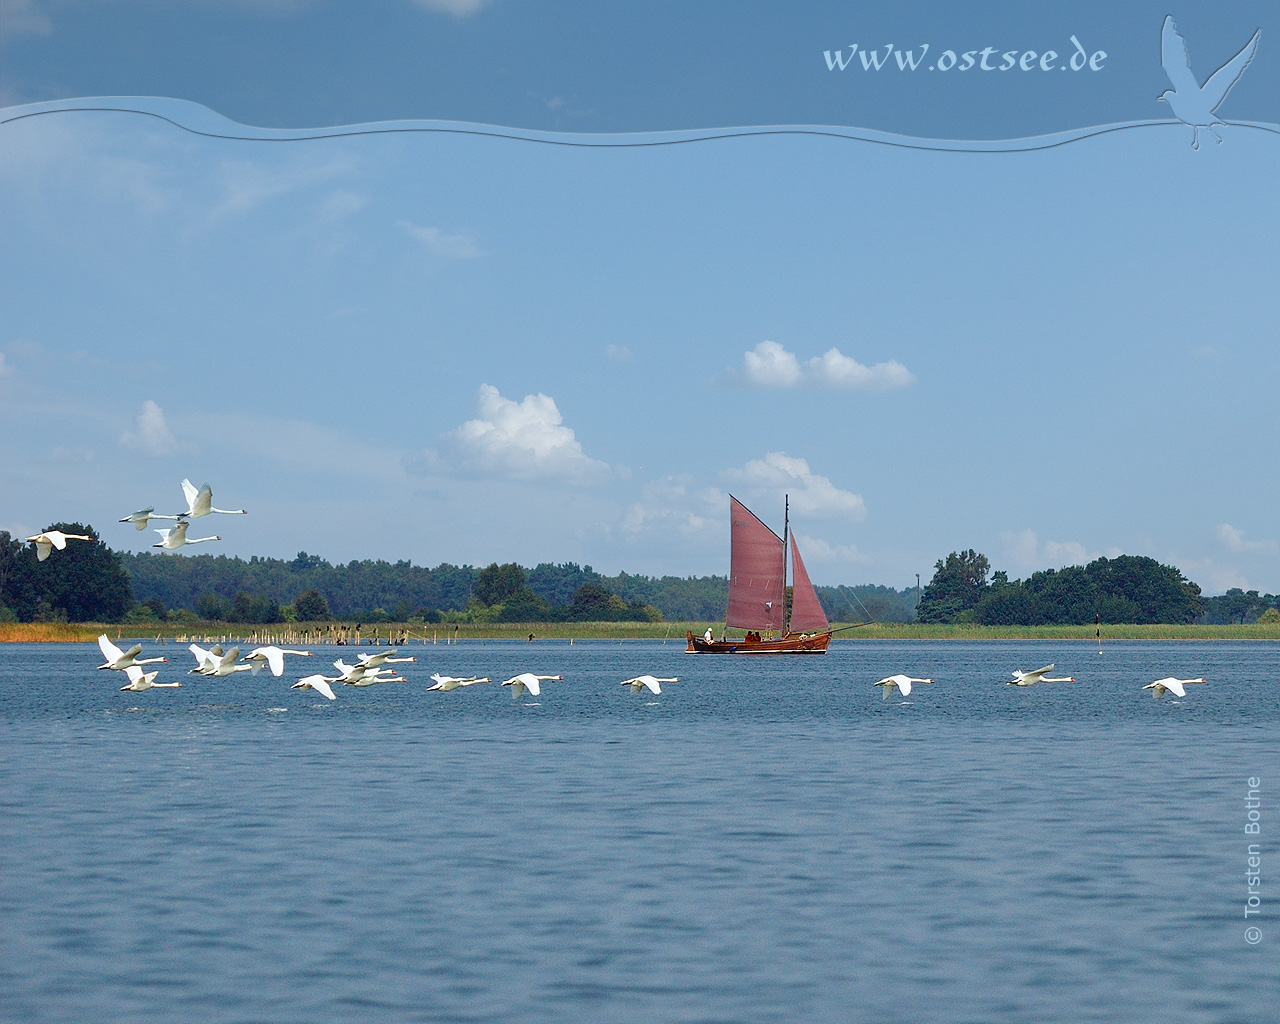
{"left": 4, "top": 621, "right": 1280, "bottom": 643}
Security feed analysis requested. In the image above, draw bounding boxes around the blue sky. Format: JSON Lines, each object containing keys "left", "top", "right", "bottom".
{"left": 2, "top": 2, "right": 1278, "bottom": 594}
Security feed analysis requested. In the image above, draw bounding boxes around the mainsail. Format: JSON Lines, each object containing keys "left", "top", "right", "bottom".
{"left": 725, "top": 496, "right": 785, "bottom": 630}
{"left": 787, "top": 534, "right": 830, "bottom": 633}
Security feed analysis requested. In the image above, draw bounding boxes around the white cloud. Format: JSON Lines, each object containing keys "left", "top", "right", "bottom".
{"left": 318, "top": 189, "right": 368, "bottom": 222}
{"left": 794, "top": 534, "right": 862, "bottom": 562}
{"left": 0, "top": 353, "right": 11, "bottom": 377}
{"left": 740, "top": 341, "right": 915, "bottom": 392}
{"left": 723, "top": 452, "right": 866, "bottom": 520}
{"left": 605, "top": 344, "right": 633, "bottom": 362}
{"left": 1000, "top": 529, "right": 1097, "bottom": 575}
{"left": 620, "top": 478, "right": 723, "bottom": 537}
{"left": 0, "top": 0, "right": 51, "bottom": 39}
{"left": 119, "top": 400, "right": 192, "bottom": 458}
{"left": 1216, "top": 523, "right": 1279, "bottom": 555}
{"left": 50, "top": 446, "right": 94, "bottom": 463}
{"left": 434, "top": 384, "right": 609, "bottom": 483}
{"left": 411, "top": 0, "right": 490, "bottom": 16}
{"left": 211, "top": 154, "right": 352, "bottom": 220}
{"left": 399, "top": 221, "right": 482, "bottom": 260}
{"left": 742, "top": 340, "right": 803, "bottom": 387}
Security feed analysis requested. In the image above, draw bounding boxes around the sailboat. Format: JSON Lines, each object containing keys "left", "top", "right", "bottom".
{"left": 686, "top": 495, "right": 833, "bottom": 654}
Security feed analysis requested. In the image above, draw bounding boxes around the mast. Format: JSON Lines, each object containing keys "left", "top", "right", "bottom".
{"left": 783, "top": 494, "right": 789, "bottom": 634}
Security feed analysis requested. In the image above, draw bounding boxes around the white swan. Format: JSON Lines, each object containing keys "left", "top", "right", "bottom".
{"left": 154, "top": 520, "right": 220, "bottom": 550}
{"left": 119, "top": 507, "right": 179, "bottom": 531}
{"left": 342, "top": 672, "right": 407, "bottom": 687}
{"left": 26, "top": 530, "right": 93, "bottom": 561}
{"left": 426, "top": 674, "right": 491, "bottom": 691}
{"left": 291, "top": 674, "right": 337, "bottom": 700}
{"left": 193, "top": 646, "right": 252, "bottom": 677}
{"left": 1008, "top": 664, "right": 1075, "bottom": 686}
{"left": 176, "top": 478, "right": 247, "bottom": 519}
{"left": 500, "top": 673, "right": 561, "bottom": 697}
{"left": 874, "top": 674, "right": 934, "bottom": 699}
{"left": 243, "top": 646, "right": 312, "bottom": 677}
{"left": 187, "top": 643, "right": 224, "bottom": 674}
{"left": 97, "top": 634, "right": 167, "bottom": 671}
{"left": 620, "top": 675, "right": 678, "bottom": 695}
{"left": 356, "top": 649, "right": 417, "bottom": 669}
{"left": 1143, "top": 676, "right": 1207, "bottom": 699}
{"left": 120, "top": 665, "right": 182, "bottom": 692}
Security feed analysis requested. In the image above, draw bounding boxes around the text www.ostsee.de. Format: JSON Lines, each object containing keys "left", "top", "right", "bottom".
{"left": 823, "top": 36, "right": 1107, "bottom": 74}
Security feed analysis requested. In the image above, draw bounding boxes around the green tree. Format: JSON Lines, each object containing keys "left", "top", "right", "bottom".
{"left": 295, "top": 588, "right": 330, "bottom": 621}
{"left": 474, "top": 563, "right": 529, "bottom": 605}
{"left": 916, "top": 549, "right": 990, "bottom": 623}
{"left": 7, "top": 523, "right": 133, "bottom": 622}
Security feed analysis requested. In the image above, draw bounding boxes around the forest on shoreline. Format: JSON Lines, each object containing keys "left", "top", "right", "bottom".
{"left": 3, "top": 526, "right": 1276, "bottom": 629}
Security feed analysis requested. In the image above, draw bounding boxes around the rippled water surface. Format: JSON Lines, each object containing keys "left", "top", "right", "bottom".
{"left": 2, "top": 638, "right": 1276, "bottom": 1023}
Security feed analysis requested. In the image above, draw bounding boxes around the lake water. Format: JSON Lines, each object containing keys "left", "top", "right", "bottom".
{"left": 1, "top": 638, "right": 1275, "bottom": 1023}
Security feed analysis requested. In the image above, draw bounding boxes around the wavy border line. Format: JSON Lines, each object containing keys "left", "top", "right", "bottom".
{"left": 2, "top": 97, "right": 1278, "bottom": 152}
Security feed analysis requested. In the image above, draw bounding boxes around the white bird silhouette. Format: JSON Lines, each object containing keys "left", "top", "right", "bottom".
{"left": 291, "top": 674, "right": 338, "bottom": 700}
{"left": 342, "top": 672, "right": 407, "bottom": 687}
{"left": 243, "top": 646, "right": 312, "bottom": 677}
{"left": 1159, "top": 15, "right": 1261, "bottom": 149}
{"left": 620, "top": 675, "right": 678, "bottom": 695}
{"left": 1008, "top": 664, "right": 1075, "bottom": 686}
{"left": 1143, "top": 676, "right": 1207, "bottom": 699}
{"left": 501, "top": 673, "right": 561, "bottom": 697}
{"left": 175, "top": 478, "right": 247, "bottom": 519}
{"left": 154, "top": 520, "right": 220, "bottom": 551}
{"left": 97, "top": 634, "right": 167, "bottom": 671}
{"left": 355, "top": 649, "right": 417, "bottom": 669}
{"left": 120, "top": 665, "right": 182, "bottom": 692}
{"left": 119, "top": 507, "right": 179, "bottom": 531}
{"left": 191, "top": 646, "right": 252, "bottom": 677}
{"left": 426, "top": 673, "right": 491, "bottom": 691}
{"left": 874, "top": 674, "right": 934, "bottom": 699}
{"left": 26, "top": 530, "right": 93, "bottom": 561}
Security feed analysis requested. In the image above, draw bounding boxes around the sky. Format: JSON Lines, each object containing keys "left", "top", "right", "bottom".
{"left": 1, "top": 1, "right": 1278, "bottom": 595}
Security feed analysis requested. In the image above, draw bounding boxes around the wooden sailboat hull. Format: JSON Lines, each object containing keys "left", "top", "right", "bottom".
{"left": 686, "top": 630, "right": 832, "bottom": 655}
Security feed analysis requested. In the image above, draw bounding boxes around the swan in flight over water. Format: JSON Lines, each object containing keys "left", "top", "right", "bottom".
{"left": 1159, "top": 15, "right": 1261, "bottom": 150}
{"left": 356, "top": 649, "right": 417, "bottom": 669}
{"left": 243, "top": 646, "right": 312, "bottom": 677}
{"left": 154, "top": 520, "right": 220, "bottom": 550}
{"left": 187, "top": 643, "right": 224, "bottom": 673}
{"left": 120, "top": 665, "right": 182, "bottom": 692}
{"left": 174, "top": 478, "right": 247, "bottom": 519}
{"left": 620, "top": 675, "right": 678, "bottom": 695}
{"left": 1008, "top": 664, "right": 1075, "bottom": 686}
{"left": 501, "top": 673, "right": 561, "bottom": 697}
{"left": 97, "top": 634, "right": 167, "bottom": 671}
{"left": 189, "top": 646, "right": 252, "bottom": 677}
{"left": 26, "top": 530, "right": 93, "bottom": 561}
{"left": 1143, "top": 677, "right": 1207, "bottom": 699}
{"left": 119, "top": 507, "right": 179, "bottom": 531}
{"left": 426, "top": 674, "right": 491, "bottom": 691}
{"left": 291, "top": 674, "right": 338, "bottom": 700}
{"left": 874, "top": 674, "right": 934, "bottom": 699}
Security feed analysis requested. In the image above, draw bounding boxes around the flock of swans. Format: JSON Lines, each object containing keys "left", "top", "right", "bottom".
{"left": 94, "top": 635, "right": 1204, "bottom": 704}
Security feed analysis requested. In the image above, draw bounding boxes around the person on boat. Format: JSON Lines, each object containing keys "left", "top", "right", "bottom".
{"left": 704, "top": 628, "right": 713, "bottom": 643}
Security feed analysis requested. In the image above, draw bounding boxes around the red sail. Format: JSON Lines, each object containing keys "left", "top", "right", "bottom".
{"left": 788, "top": 534, "right": 830, "bottom": 633}
{"left": 726, "top": 496, "right": 785, "bottom": 630}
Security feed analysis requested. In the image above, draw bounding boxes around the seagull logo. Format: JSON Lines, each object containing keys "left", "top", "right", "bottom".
{"left": 1159, "top": 15, "right": 1261, "bottom": 149}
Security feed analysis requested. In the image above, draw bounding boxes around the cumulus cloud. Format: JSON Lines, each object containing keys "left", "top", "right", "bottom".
{"left": 1000, "top": 529, "right": 1105, "bottom": 574}
{"left": 723, "top": 452, "right": 866, "bottom": 520}
{"left": 119, "top": 400, "right": 191, "bottom": 458}
{"left": 433, "top": 384, "right": 609, "bottom": 483}
{"left": 620, "top": 478, "right": 724, "bottom": 537}
{"left": 1216, "top": 523, "right": 1279, "bottom": 555}
{"left": 399, "top": 221, "right": 483, "bottom": 260}
{"left": 740, "top": 341, "right": 915, "bottom": 392}
{"left": 411, "top": 0, "right": 490, "bottom": 16}
{"left": 794, "top": 534, "right": 862, "bottom": 562}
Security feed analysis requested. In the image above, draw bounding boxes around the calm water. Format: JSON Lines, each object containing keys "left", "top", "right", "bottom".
{"left": 1, "top": 638, "right": 1276, "bottom": 1023}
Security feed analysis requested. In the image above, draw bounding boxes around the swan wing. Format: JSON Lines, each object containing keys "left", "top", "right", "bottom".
{"left": 180, "top": 478, "right": 199, "bottom": 514}
{"left": 98, "top": 634, "right": 124, "bottom": 662}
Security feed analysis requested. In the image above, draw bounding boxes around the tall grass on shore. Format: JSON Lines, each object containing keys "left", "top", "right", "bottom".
{"left": 4, "top": 621, "right": 1280, "bottom": 643}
